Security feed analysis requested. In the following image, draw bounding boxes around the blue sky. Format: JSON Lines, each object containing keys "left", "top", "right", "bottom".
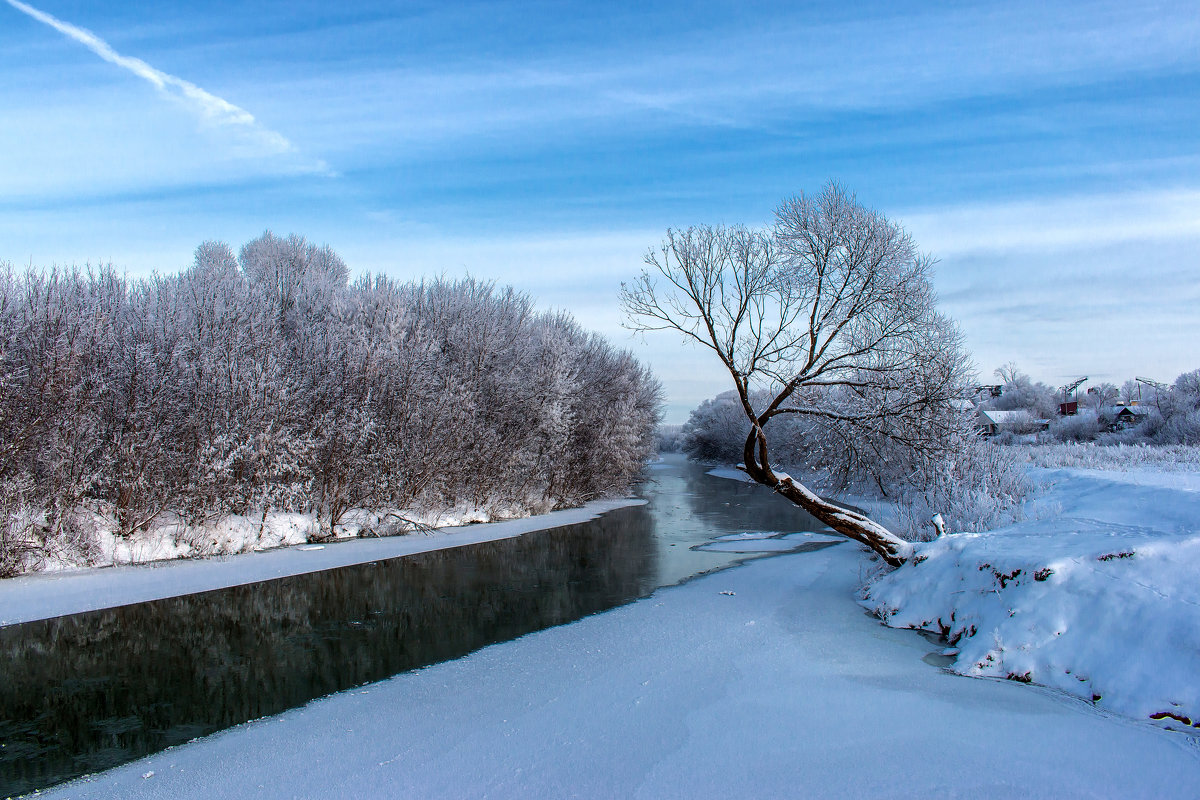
{"left": 3, "top": 0, "right": 1198, "bottom": 421}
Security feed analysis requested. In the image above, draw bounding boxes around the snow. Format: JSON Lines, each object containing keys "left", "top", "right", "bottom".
{"left": 1062, "top": 467, "right": 1200, "bottom": 493}
{"left": 0, "top": 498, "right": 643, "bottom": 626}
{"left": 705, "top": 465, "right": 754, "bottom": 483}
{"left": 864, "top": 467, "right": 1200, "bottom": 730}
{"left": 35, "top": 543, "right": 1200, "bottom": 799}
{"left": 36, "top": 503, "right": 577, "bottom": 574}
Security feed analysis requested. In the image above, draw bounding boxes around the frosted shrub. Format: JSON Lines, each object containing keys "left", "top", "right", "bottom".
{"left": 1049, "top": 413, "right": 1099, "bottom": 443}
{"left": 1010, "top": 441, "right": 1200, "bottom": 471}
{"left": 895, "top": 440, "right": 1030, "bottom": 540}
{"left": 0, "top": 476, "right": 42, "bottom": 577}
{"left": 1156, "top": 409, "right": 1200, "bottom": 446}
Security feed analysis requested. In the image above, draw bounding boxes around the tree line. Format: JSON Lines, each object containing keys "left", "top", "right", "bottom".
{"left": 0, "top": 233, "right": 661, "bottom": 574}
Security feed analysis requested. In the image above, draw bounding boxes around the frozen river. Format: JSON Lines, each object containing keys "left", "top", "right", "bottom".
{"left": 0, "top": 453, "right": 834, "bottom": 796}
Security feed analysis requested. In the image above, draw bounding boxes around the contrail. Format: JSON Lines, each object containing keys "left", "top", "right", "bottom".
{"left": 4, "top": 0, "right": 305, "bottom": 160}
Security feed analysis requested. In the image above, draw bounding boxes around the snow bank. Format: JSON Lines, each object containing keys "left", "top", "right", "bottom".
{"left": 864, "top": 468, "right": 1200, "bottom": 730}
{"left": 35, "top": 502, "right": 570, "bottom": 575}
{"left": 0, "top": 498, "right": 643, "bottom": 626}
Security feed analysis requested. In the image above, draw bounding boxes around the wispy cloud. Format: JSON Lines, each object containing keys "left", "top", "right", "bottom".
{"left": 4, "top": 0, "right": 330, "bottom": 173}
{"left": 899, "top": 188, "right": 1200, "bottom": 256}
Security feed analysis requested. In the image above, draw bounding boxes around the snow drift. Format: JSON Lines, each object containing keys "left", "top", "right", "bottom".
{"left": 863, "top": 468, "right": 1200, "bottom": 730}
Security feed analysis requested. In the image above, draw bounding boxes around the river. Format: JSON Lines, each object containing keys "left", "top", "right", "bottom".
{"left": 0, "top": 453, "right": 834, "bottom": 797}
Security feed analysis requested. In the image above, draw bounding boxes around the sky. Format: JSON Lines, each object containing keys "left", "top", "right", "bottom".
{"left": 2, "top": 0, "right": 1198, "bottom": 422}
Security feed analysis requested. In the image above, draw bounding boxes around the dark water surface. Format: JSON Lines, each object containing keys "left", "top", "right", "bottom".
{"left": 0, "top": 454, "right": 827, "bottom": 796}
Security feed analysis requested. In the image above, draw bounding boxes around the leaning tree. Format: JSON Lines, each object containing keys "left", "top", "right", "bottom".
{"left": 621, "top": 183, "right": 970, "bottom": 567}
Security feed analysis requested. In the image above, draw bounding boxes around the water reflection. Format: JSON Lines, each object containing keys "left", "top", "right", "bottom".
{"left": 0, "top": 453, "right": 825, "bottom": 796}
{"left": 642, "top": 454, "right": 827, "bottom": 585}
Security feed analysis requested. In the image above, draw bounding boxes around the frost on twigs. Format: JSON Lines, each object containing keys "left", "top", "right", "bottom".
{"left": 0, "top": 238, "right": 662, "bottom": 574}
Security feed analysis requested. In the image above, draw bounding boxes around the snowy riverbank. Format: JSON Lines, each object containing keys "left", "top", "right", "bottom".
{"left": 707, "top": 461, "right": 1200, "bottom": 731}
{"left": 863, "top": 467, "right": 1200, "bottom": 731}
{"left": 0, "top": 497, "right": 643, "bottom": 626}
{"left": 35, "top": 541, "right": 1200, "bottom": 799}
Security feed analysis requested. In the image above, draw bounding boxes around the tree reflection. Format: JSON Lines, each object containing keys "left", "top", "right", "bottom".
{"left": 0, "top": 508, "right": 655, "bottom": 797}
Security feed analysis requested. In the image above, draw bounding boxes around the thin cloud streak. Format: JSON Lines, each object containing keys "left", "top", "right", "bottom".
{"left": 4, "top": 0, "right": 330, "bottom": 173}
{"left": 900, "top": 189, "right": 1200, "bottom": 256}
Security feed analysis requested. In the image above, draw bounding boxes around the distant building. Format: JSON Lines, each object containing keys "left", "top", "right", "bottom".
{"left": 1059, "top": 401, "right": 1079, "bottom": 416}
{"left": 1111, "top": 405, "right": 1150, "bottom": 430}
{"left": 977, "top": 408, "right": 1051, "bottom": 436}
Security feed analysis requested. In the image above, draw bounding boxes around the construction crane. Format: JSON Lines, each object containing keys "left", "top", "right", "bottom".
{"left": 1059, "top": 376, "right": 1087, "bottom": 401}
{"left": 1135, "top": 376, "right": 1169, "bottom": 403}
{"left": 1058, "top": 376, "right": 1087, "bottom": 416}
{"left": 1136, "top": 376, "right": 1168, "bottom": 392}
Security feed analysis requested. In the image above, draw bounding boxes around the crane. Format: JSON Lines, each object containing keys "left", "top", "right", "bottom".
{"left": 1057, "top": 376, "right": 1087, "bottom": 416}
{"left": 1135, "top": 376, "right": 1168, "bottom": 392}
{"left": 1059, "top": 376, "right": 1087, "bottom": 402}
{"left": 1135, "top": 376, "right": 1169, "bottom": 403}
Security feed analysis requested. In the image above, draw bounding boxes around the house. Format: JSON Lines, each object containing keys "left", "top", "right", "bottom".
{"left": 1111, "top": 405, "right": 1150, "bottom": 430}
{"left": 977, "top": 408, "right": 1051, "bottom": 436}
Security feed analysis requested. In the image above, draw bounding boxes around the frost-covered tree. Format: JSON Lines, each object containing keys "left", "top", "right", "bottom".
{"left": 1086, "top": 382, "right": 1118, "bottom": 410}
{"left": 0, "top": 238, "right": 662, "bottom": 571}
{"left": 680, "top": 391, "right": 755, "bottom": 462}
{"left": 1154, "top": 369, "right": 1200, "bottom": 444}
{"left": 623, "top": 183, "right": 972, "bottom": 566}
{"left": 1120, "top": 379, "right": 1140, "bottom": 407}
{"left": 989, "top": 363, "right": 1058, "bottom": 419}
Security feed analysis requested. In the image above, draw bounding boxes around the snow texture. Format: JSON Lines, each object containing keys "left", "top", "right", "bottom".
{"left": 864, "top": 467, "right": 1200, "bottom": 730}
{"left": 35, "top": 543, "right": 1200, "bottom": 799}
{"left": 0, "top": 498, "right": 643, "bottom": 626}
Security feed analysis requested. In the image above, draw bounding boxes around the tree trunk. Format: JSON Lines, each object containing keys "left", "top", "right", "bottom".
{"left": 742, "top": 430, "right": 912, "bottom": 568}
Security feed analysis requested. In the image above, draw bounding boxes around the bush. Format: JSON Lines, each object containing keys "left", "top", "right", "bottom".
{"left": 1049, "top": 413, "right": 1100, "bottom": 443}
{"left": 894, "top": 439, "right": 1030, "bottom": 540}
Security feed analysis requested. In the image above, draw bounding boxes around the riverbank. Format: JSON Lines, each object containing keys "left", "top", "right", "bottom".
{"left": 706, "top": 460, "right": 1200, "bottom": 731}
{"left": 37, "top": 541, "right": 1200, "bottom": 799}
{"left": 0, "top": 497, "right": 643, "bottom": 626}
{"left": 864, "top": 467, "right": 1200, "bottom": 731}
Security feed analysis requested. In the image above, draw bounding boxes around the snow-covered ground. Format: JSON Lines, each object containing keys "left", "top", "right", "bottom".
{"left": 0, "top": 498, "right": 642, "bottom": 626}
{"left": 864, "top": 468, "right": 1200, "bottom": 731}
{"left": 707, "top": 459, "right": 1200, "bottom": 731}
{"left": 35, "top": 541, "right": 1200, "bottom": 799}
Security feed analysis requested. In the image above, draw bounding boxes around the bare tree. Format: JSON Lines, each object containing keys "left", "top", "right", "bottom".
{"left": 1120, "top": 379, "right": 1139, "bottom": 407}
{"left": 623, "top": 183, "right": 970, "bottom": 567}
{"left": 1086, "top": 382, "right": 1117, "bottom": 408}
